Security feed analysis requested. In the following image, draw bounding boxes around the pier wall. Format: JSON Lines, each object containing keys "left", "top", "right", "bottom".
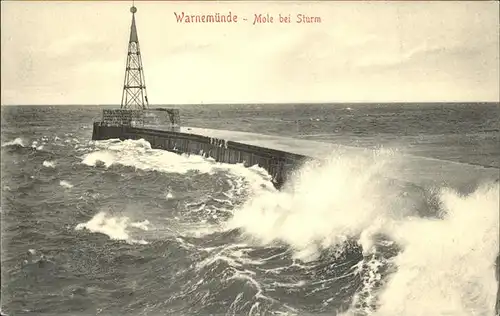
{"left": 92, "top": 123, "right": 308, "bottom": 187}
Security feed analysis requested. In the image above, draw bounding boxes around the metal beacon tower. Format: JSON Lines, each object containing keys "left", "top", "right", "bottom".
{"left": 93, "top": 3, "right": 180, "bottom": 141}
{"left": 121, "top": 5, "right": 149, "bottom": 110}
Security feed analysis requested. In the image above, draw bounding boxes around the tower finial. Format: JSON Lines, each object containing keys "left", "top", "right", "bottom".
{"left": 131, "top": 0, "right": 136, "bottom": 14}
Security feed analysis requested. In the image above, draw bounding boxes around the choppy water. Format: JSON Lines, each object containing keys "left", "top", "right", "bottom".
{"left": 1, "top": 103, "right": 499, "bottom": 316}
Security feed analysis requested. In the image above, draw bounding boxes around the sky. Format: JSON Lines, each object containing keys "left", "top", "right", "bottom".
{"left": 1, "top": 0, "right": 499, "bottom": 105}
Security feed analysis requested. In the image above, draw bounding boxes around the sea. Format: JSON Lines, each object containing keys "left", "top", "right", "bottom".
{"left": 1, "top": 102, "right": 499, "bottom": 316}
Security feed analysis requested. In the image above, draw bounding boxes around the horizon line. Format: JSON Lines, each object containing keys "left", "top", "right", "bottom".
{"left": 1, "top": 101, "right": 500, "bottom": 107}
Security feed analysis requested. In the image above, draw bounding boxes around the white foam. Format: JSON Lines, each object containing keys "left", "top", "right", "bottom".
{"left": 81, "top": 151, "right": 115, "bottom": 168}
{"left": 348, "top": 254, "right": 387, "bottom": 315}
{"left": 130, "top": 219, "right": 150, "bottom": 231}
{"left": 195, "top": 243, "right": 276, "bottom": 306}
{"left": 2, "top": 137, "right": 25, "bottom": 147}
{"left": 43, "top": 160, "right": 55, "bottom": 168}
{"left": 82, "top": 139, "right": 213, "bottom": 174}
{"left": 75, "top": 212, "right": 150, "bottom": 244}
{"left": 82, "top": 139, "right": 274, "bottom": 190}
{"left": 29, "top": 140, "right": 44, "bottom": 150}
{"left": 59, "top": 180, "right": 74, "bottom": 188}
{"left": 165, "top": 191, "right": 174, "bottom": 200}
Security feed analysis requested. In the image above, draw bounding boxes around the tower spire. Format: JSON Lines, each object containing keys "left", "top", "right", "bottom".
{"left": 121, "top": 4, "right": 149, "bottom": 110}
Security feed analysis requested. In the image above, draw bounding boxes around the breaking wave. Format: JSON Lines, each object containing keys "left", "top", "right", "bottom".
{"left": 82, "top": 138, "right": 273, "bottom": 190}
{"left": 75, "top": 212, "right": 149, "bottom": 245}
{"left": 226, "top": 150, "right": 499, "bottom": 316}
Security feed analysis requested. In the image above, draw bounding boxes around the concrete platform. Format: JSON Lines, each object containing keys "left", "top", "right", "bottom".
{"left": 182, "top": 127, "right": 499, "bottom": 191}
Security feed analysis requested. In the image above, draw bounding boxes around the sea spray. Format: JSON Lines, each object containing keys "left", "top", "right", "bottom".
{"left": 225, "top": 149, "right": 403, "bottom": 261}
{"left": 372, "top": 182, "right": 499, "bottom": 316}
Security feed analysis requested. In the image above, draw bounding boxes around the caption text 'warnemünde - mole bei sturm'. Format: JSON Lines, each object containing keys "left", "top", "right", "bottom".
{"left": 174, "top": 12, "right": 322, "bottom": 24}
